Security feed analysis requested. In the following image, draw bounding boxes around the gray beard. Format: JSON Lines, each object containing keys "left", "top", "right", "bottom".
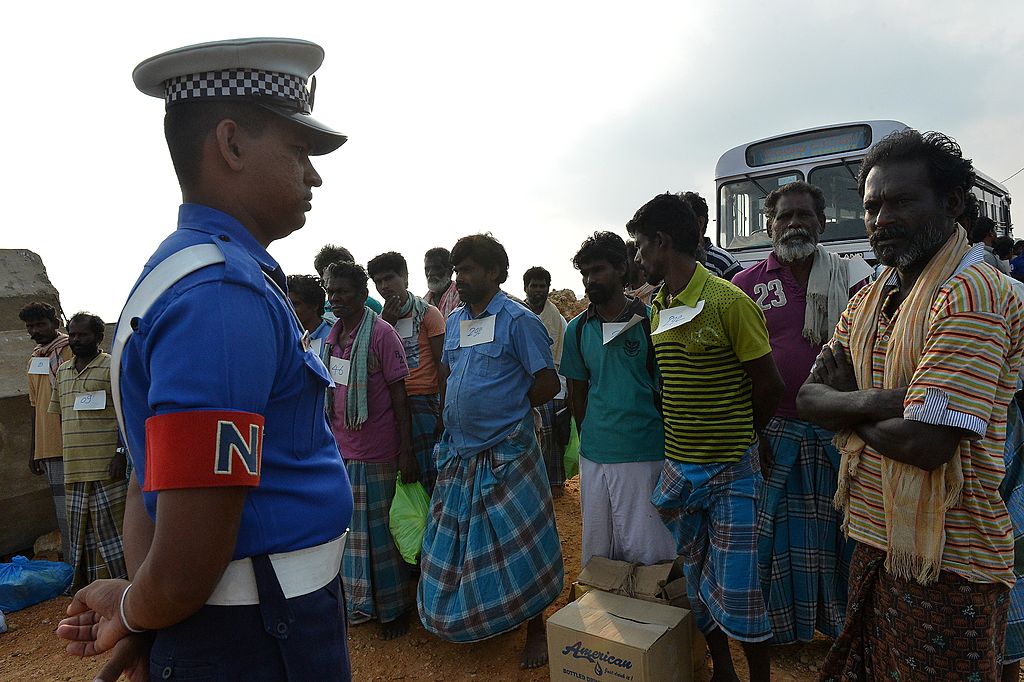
{"left": 426, "top": 278, "right": 450, "bottom": 294}
{"left": 873, "top": 221, "right": 948, "bottom": 268}
{"left": 774, "top": 238, "right": 817, "bottom": 263}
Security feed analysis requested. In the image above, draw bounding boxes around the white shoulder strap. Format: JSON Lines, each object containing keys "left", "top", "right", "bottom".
{"left": 111, "top": 244, "right": 226, "bottom": 446}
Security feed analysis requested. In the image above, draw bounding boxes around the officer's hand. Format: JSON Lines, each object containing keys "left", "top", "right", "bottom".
{"left": 382, "top": 296, "right": 403, "bottom": 325}
{"left": 108, "top": 451, "right": 127, "bottom": 481}
{"left": 399, "top": 444, "right": 420, "bottom": 485}
{"left": 57, "top": 578, "right": 132, "bottom": 657}
{"left": 29, "top": 458, "right": 45, "bottom": 476}
{"left": 94, "top": 633, "right": 153, "bottom": 682}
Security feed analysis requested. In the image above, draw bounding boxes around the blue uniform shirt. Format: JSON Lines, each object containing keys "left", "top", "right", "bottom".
{"left": 442, "top": 291, "right": 553, "bottom": 456}
{"left": 118, "top": 204, "right": 353, "bottom": 559}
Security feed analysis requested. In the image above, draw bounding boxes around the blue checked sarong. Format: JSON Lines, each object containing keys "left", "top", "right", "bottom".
{"left": 1003, "top": 394, "right": 1024, "bottom": 662}
{"left": 409, "top": 393, "right": 441, "bottom": 494}
{"left": 537, "top": 398, "right": 566, "bottom": 487}
{"left": 756, "top": 417, "right": 852, "bottom": 643}
{"left": 651, "top": 446, "right": 772, "bottom": 642}
{"left": 342, "top": 459, "right": 413, "bottom": 625}
{"left": 417, "top": 414, "right": 564, "bottom": 642}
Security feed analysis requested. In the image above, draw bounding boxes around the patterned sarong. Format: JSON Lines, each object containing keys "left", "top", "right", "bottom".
{"left": 66, "top": 478, "right": 127, "bottom": 593}
{"left": 408, "top": 394, "right": 441, "bottom": 494}
{"left": 651, "top": 447, "right": 772, "bottom": 642}
{"left": 537, "top": 398, "right": 566, "bottom": 488}
{"left": 1002, "top": 393, "right": 1024, "bottom": 662}
{"left": 756, "top": 416, "right": 852, "bottom": 643}
{"left": 342, "top": 459, "right": 412, "bottom": 625}
{"left": 822, "top": 543, "right": 1009, "bottom": 680}
{"left": 40, "top": 458, "right": 70, "bottom": 562}
{"left": 418, "top": 415, "right": 564, "bottom": 642}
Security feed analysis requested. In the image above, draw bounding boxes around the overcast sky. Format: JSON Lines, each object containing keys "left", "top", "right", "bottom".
{"left": 4, "top": 0, "right": 1023, "bottom": 321}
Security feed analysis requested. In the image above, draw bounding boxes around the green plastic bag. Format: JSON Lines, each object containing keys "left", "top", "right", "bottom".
{"left": 563, "top": 417, "right": 580, "bottom": 480}
{"left": 389, "top": 475, "right": 430, "bottom": 565}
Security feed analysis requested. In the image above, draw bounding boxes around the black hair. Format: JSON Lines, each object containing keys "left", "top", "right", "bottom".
{"left": 286, "top": 274, "right": 326, "bottom": 310}
{"left": 857, "top": 129, "right": 975, "bottom": 199}
{"left": 625, "top": 193, "right": 700, "bottom": 256}
{"left": 67, "top": 312, "right": 104, "bottom": 336}
{"left": 19, "top": 301, "right": 59, "bottom": 325}
{"left": 424, "top": 247, "right": 451, "bottom": 264}
{"left": 573, "top": 231, "right": 628, "bottom": 285}
{"left": 764, "top": 180, "right": 827, "bottom": 225}
{"left": 314, "top": 244, "right": 355, "bottom": 276}
{"left": 678, "top": 191, "right": 709, "bottom": 221}
{"left": 523, "top": 266, "right": 551, "bottom": 288}
{"left": 163, "top": 101, "right": 273, "bottom": 191}
{"left": 367, "top": 252, "right": 409, "bottom": 280}
{"left": 324, "top": 261, "right": 369, "bottom": 291}
{"left": 969, "top": 216, "right": 997, "bottom": 244}
{"left": 450, "top": 233, "right": 509, "bottom": 284}
{"left": 993, "top": 235, "right": 1014, "bottom": 259}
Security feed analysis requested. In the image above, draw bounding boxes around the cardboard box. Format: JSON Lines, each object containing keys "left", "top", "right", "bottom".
{"left": 575, "top": 556, "right": 689, "bottom": 609}
{"left": 547, "top": 590, "right": 693, "bottom": 682}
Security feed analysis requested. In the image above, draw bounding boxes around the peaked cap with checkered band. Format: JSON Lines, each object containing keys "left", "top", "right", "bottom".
{"left": 133, "top": 37, "right": 346, "bottom": 155}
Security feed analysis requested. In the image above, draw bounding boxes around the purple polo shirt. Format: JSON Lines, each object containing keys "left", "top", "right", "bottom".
{"left": 732, "top": 253, "right": 860, "bottom": 419}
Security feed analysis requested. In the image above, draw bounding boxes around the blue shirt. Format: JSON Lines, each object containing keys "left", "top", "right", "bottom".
{"left": 118, "top": 204, "right": 353, "bottom": 559}
{"left": 559, "top": 299, "right": 664, "bottom": 464}
{"left": 442, "top": 291, "right": 553, "bottom": 456}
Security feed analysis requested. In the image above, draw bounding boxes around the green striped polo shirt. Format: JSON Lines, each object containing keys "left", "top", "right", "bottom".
{"left": 651, "top": 263, "right": 772, "bottom": 464}
{"left": 48, "top": 352, "right": 119, "bottom": 483}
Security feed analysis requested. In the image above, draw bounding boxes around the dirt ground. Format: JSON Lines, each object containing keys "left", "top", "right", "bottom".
{"left": 0, "top": 476, "right": 831, "bottom": 681}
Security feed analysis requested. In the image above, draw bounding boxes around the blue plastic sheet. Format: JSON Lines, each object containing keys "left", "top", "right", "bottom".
{"left": 0, "top": 556, "right": 72, "bottom": 613}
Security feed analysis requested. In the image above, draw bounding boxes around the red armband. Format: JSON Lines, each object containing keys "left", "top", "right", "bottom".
{"left": 143, "top": 410, "right": 264, "bottom": 491}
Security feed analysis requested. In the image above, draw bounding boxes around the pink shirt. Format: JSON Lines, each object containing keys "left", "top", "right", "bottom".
{"left": 732, "top": 253, "right": 861, "bottom": 419}
{"left": 327, "top": 314, "right": 410, "bottom": 462}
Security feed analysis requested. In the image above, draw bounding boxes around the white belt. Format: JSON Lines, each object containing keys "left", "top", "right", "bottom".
{"left": 206, "top": 534, "right": 347, "bottom": 606}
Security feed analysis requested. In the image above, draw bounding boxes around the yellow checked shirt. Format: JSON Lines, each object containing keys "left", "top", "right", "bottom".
{"left": 651, "top": 263, "right": 772, "bottom": 464}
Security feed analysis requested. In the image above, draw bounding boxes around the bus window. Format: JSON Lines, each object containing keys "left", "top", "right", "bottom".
{"left": 718, "top": 171, "right": 802, "bottom": 250}
{"left": 807, "top": 163, "right": 868, "bottom": 243}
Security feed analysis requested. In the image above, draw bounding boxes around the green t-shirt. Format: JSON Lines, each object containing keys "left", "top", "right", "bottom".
{"left": 559, "top": 301, "right": 664, "bottom": 464}
{"left": 651, "top": 263, "right": 771, "bottom": 464}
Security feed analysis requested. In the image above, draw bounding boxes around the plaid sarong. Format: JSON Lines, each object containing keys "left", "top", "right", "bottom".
{"left": 756, "top": 416, "right": 852, "bottom": 643}
{"left": 342, "top": 459, "right": 412, "bottom": 625}
{"left": 651, "top": 447, "right": 772, "bottom": 642}
{"left": 1002, "top": 393, "right": 1024, "bottom": 661}
{"left": 822, "top": 543, "right": 1009, "bottom": 680}
{"left": 66, "top": 478, "right": 127, "bottom": 593}
{"left": 408, "top": 393, "right": 441, "bottom": 494}
{"left": 418, "top": 415, "right": 564, "bottom": 642}
{"left": 40, "top": 458, "right": 71, "bottom": 562}
{"left": 537, "top": 398, "right": 566, "bottom": 487}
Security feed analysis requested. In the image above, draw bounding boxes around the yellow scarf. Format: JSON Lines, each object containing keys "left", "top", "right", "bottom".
{"left": 834, "top": 227, "right": 970, "bottom": 584}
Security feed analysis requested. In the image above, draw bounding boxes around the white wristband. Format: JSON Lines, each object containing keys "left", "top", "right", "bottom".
{"left": 119, "top": 583, "right": 146, "bottom": 633}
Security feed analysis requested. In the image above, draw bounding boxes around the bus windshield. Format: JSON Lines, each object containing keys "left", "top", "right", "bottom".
{"left": 807, "top": 162, "right": 868, "bottom": 243}
{"left": 719, "top": 171, "right": 801, "bottom": 250}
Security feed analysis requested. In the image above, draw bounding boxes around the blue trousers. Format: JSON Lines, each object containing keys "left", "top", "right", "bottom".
{"left": 150, "top": 555, "right": 351, "bottom": 680}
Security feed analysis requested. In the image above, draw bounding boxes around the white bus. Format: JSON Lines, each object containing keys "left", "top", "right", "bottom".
{"left": 715, "top": 120, "right": 1014, "bottom": 267}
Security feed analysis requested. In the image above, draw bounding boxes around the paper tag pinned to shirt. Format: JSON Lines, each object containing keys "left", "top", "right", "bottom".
{"left": 28, "top": 357, "right": 50, "bottom": 375}
{"left": 602, "top": 314, "right": 644, "bottom": 345}
{"left": 329, "top": 357, "right": 351, "bottom": 386}
{"left": 652, "top": 301, "right": 705, "bottom": 335}
{"left": 73, "top": 391, "right": 107, "bottom": 411}
{"left": 459, "top": 315, "right": 495, "bottom": 347}
{"left": 395, "top": 317, "right": 415, "bottom": 339}
{"left": 845, "top": 255, "right": 874, "bottom": 287}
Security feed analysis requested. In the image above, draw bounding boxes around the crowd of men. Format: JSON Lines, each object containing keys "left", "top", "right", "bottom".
{"left": 22, "top": 36, "right": 1022, "bottom": 682}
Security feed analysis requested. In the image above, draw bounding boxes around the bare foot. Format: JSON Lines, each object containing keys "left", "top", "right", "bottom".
{"left": 551, "top": 485, "right": 564, "bottom": 499}
{"left": 380, "top": 612, "right": 410, "bottom": 640}
{"left": 520, "top": 615, "right": 548, "bottom": 669}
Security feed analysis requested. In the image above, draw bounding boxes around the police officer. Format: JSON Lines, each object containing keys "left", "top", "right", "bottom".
{"left": 56, "top": 38, "right": 354, "bottom": 681}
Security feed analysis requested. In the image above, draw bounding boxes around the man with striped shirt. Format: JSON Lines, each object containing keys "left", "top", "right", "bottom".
{"left": 799, "top": 130, "right": 1024, "bottom": 681}
{"left": 629, "top": 193, "right": 784, "bottom": 682}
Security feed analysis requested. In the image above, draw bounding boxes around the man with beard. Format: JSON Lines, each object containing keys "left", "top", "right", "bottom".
{"left": 21, "top": 301, "right": 73, "bottom": 562}
{"left": 418, "top": 233, "right": 563, "bottom": 669}
{"left": 368, "top": 251, "right": 446, "bottom": 493}
{"left": 524, "top": 265, "right": 569, "bottom": 497}
{"left": 559, "top": 231, "right": 677, "bottom": 567}
{"left": 732, "top": 181, "right": 857, "bottom": 646}
{"left": 48, "top": 312, "right": 127, "bottom": 593}
{"left": 798, "top": 130, "right": 1024, "bottom": 680}
{"left": 424, "top": 246, "right": 462, "bottom": 318}
{"left": 680, "top": 191, "right": 743, "bottom": 281}
{"left": 629, "top": 193, "right": 784, "bottom": 682}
